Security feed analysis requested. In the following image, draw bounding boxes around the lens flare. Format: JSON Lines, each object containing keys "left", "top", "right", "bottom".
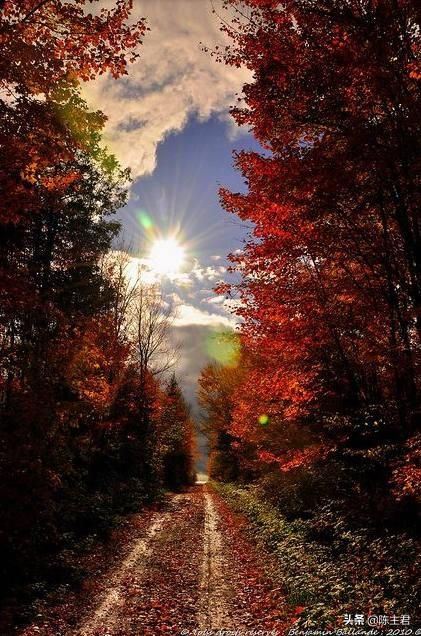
{"left": 149, "top": 237, "right": 185, "bottom": 275}
{"left": 206, "top": 330, "right": 240, "bottom": 367}
{"left": 137, "top": 210, "right": 154, "bottom": 231}
{"left": 258, "top": 414, "right": 270, "bottom": 426}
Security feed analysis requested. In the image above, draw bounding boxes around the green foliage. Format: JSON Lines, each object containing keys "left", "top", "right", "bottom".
{"left": 214, "top": 482, "right": 420, "bottom": 627}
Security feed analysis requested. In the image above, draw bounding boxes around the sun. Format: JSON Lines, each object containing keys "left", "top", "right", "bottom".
{"left": 149, "top": 238, "right": 185, "bottom": 275}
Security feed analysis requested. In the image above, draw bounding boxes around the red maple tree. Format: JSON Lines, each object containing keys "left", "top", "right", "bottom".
{"left": 215, "top": 0, "right": 420, "bottom": 487}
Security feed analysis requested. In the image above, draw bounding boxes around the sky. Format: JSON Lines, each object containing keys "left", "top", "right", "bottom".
{"left": 84, "top": 0, "right": 259, "bottom": 467}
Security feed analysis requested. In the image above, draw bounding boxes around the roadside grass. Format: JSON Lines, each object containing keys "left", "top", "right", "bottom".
{"left": 212, "top": 482, "right": 420, "bottom": 628}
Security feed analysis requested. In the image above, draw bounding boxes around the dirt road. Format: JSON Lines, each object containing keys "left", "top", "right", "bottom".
{"left": 19, "top": 485, "right": 287, "bottom": 636}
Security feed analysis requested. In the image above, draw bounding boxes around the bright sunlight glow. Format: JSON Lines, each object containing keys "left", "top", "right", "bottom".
{"left": 149, "top": 238, "right": 185, "bottom": 275}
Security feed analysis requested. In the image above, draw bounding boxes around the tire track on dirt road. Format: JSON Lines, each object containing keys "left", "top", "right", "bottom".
{"left": 197, "top": 488, "right": 235, "bottom": 630}
{"left": 76, "top": 511, "right": 166, "bottom": 636}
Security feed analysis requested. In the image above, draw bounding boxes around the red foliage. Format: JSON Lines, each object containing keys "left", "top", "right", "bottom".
{"left": 390, "top": 433, "right": 421, "bottom": 503}
{"left": 0, "top": 0, "right": 160, "bottom": 604}
{"left": 0, "top": 0, "right": 147, "bottom": 88}
{"left": 215, "top": 0, "right": 420, "bottom": 476}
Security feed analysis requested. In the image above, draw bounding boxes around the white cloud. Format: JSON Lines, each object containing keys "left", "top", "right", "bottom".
{"left": 218, "top": 111, "right": 251, "bottom": 141}
{"left": 201, "top": 294, "right": 225, "bottom": 305}
{"left": 173, "top": 303, "right": 234, "bottom": 328}
{"left": 111, "top": 250, "right": 227, "bottom": 294}
{"left": 192, "top": 261, "right": 225, "bottom": 282}
{"left": 83, "top": 0, "right": 251, "bottom": 179}
{"left": 110, "top": 250, "right": 235, "bottom": 326}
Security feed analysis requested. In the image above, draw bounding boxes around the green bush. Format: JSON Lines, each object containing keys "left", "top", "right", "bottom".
{"left": 214, "top": 482, "right": 420, "bottom": 627}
